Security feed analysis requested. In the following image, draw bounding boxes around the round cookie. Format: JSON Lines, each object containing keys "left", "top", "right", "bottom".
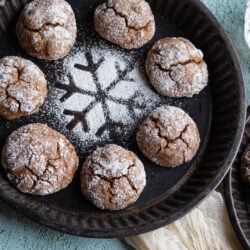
{"left": 94, "top": 0, "right": 155, "bottom": 49}
{"left": 146, "top": 37, "right": 208, "bottom": 97}
{"left": 241, "top": 144, "right": 250, "bottom": 185}
{"left": 137, "top": 106, "right": 200, "bottom": 167}
{"left": 0, "top": 56, "right": 47, "bottom": 120}
{"left": 1, "top": 124, "right": 78, "bottom": 195}
{"left": 16, "top": 0, "right": 77, "bottom": 60}
{"left": 81, "top": 144, "right": 146, "bottom": 210}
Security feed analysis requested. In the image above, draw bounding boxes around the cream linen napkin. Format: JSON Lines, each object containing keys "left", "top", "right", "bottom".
{"left": 125, "top": 189, "right": 242, "bottom": 250}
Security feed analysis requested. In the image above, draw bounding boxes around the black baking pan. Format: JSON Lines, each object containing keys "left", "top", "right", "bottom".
{"left": 0, "top": 0, "right": 246, "bottom": 238}
{"left": 224, "top": 106, "right": 250, "bottom": 249}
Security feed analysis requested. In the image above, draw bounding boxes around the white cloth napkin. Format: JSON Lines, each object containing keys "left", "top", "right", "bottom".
{"left": 125, "top": 189, "right": 242, "bottom": 250}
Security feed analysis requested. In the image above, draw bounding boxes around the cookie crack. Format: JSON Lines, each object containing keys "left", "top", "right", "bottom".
{"left": 91, "top": 172, "right": 127, "bottom": 182}
{"left": 2, "top": 63, "right": 35, "bottom": 114}
{"left": 21, "top": 164, "right": 54, "bottom": 192}
{"left": 154, "top": 57, "right": 203, "bottom": 71}
{"left": 12, "top": 65, "right": 34, "bottom": 84}
{"left": 175, "top": 59, "right": 203, "bottom": 67}
{"left": 5, "top": 92, "right": 22, "bottom": 113}
{"left": 22, "top": 164, "right": 54, "bottom": 190}
{"left": 24, "top": 164, "right": 38, "bottom": 179}
{"left": 148, "top": 117, "right": 167, "bottom": 154}
{"left": 23, "top": 22, "right": 64, "bottom": 33}
{"left": 87, "top": 162, "right": 139, "bottom": 194}
{"left": 154, "top": 63, "right": 176, "bottom": 84}
{"left": 149, "top": 117, "right": 191, "bottom": 157}
{"left": 180, "top": 125, "right": 191, "bottom": 149}
{"left": 23, "top": 22, "right": 67, "bottom": 57}
{"left": 126, "top": 176, "right": 137, "bottom": 193}
{"left": 154, "top": 60, "right": 203, "bottom": 89}
{"left": 16, "top": 142, "right": 64, "bottom": 187}
{"left": 168, "top": 124, "right": 191, "bottom": 150}
{"left": 3, "top": 66, "right": 23, "bottom": 113}
{"left": 27, "top": 152, "right": 47, "bottom": 178}
{"left": 105, "top": 5, "right": 152, "bottom": 31}
{"left": 152, "top": 48, "right": 203, "bottom": 68}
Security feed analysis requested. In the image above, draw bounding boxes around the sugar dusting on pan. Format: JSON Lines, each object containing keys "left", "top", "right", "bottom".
{"left": 46, "top": 45, "right": 165, "bottom": 150}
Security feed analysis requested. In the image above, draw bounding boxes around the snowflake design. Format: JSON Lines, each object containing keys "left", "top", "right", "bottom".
{"left": 54, "top": 51, "right": 151, "bottom": 138}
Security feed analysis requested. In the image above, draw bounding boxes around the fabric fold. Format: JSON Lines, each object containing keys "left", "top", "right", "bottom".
{"left": 125, "top": 190, "right": 242, "bottom": 250}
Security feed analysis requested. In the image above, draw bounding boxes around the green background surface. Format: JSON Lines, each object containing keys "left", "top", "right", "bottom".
{"left": 0, "top": 0, "right": 249, "bottom": 249}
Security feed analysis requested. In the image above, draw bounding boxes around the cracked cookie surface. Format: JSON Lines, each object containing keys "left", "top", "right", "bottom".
{"left": 94, "top": 0, "right": 155, "bottom": 49}
{"left": 1, "top": 123, "right": 78, "bottom": 195}
{"left": 146, "top": 37, "right": 208, "bottom": 97}
{"left": 0, "top": 56, "right": 47, "bottom": 120}
{"left": 137, "top": 106, "right": 200, "bottom": 167}
{"left": 241, "top": 144, "right": 250, "bottom": 185}
{"left": 81, "top": 144, "right": 146, "bottom": 210}
{"left": 16, "top": 0, "right": 77, "bottom": 60}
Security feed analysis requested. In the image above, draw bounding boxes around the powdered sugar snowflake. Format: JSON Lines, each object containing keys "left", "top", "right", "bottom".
{"left": 55, "top": 48, "right": 162, "bottom": 142}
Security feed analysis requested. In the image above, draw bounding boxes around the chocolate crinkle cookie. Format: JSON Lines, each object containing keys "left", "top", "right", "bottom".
{"left": 137, "top": 106, "right": 200, "bottom": 167}
{"left": 94, "top": 0, "right": 155, "bottom": 49}
{"left": 1, "top": 124, "right": 79, "bottom": 195}
{"left": 241, "top": 144, "right": 250, "bottom": 185}
{"left": 16, "top": 0, "right": 77, "bottom": 60}
{"left": 81, "top": 144, "right": 146, "bottom": 210}
{"left": 0, "top": 56, "right": 47, "bottom": 120}
{"left": 146, "top": 37, "right": 208, "bottom": 98}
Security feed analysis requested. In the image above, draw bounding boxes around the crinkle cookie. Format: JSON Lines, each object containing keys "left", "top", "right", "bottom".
{"left": 241, "top": 144, "right": 250, "bottom": 185}
{"left": 94, "top": 0, "right": 155, "bottom": 49}
{"left": 16, "top": 0, "right": 77, "bottom": 60}
{"left": 81, "top": 144, "right": 146, "bottom": 210}
{"left": 0, "top": 56, "right": 47, "bottom": 120}
{"left": 146, "top": 37, "right": 208, "bottom": 97}
{"left": 1, "top": 124, "right": 79, "bottom": 195}
{"left": 137, "top": 106, "right": 200, "bottom": 167}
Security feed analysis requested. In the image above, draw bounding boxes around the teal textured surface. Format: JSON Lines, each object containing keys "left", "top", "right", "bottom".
{"left": 202, "top": 0, "right": 250, "bottom": 105}
{"left": 0, "top": 0, "right": 249, "bottom": 249}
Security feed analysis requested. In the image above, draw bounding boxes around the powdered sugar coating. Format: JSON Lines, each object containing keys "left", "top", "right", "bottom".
{"left": 137, "top": 106, "right": 200, "bottom": 167}
{"left": 146, "top": 37, "right": 208, "bottom": 97}
{"left": 94, "top": 0, "right": 155, "bottom": 49}
{"left": 1, "top": 123, "right": 78, "bottom": 195}
{"left": 81, "top": 144, "right": 146, "bottom": 210}
{"left": 16, "top": 0, "right": 77, "bottom": 60}
{"left": 0, "top": 56, "right": 47, "bottom": 120}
